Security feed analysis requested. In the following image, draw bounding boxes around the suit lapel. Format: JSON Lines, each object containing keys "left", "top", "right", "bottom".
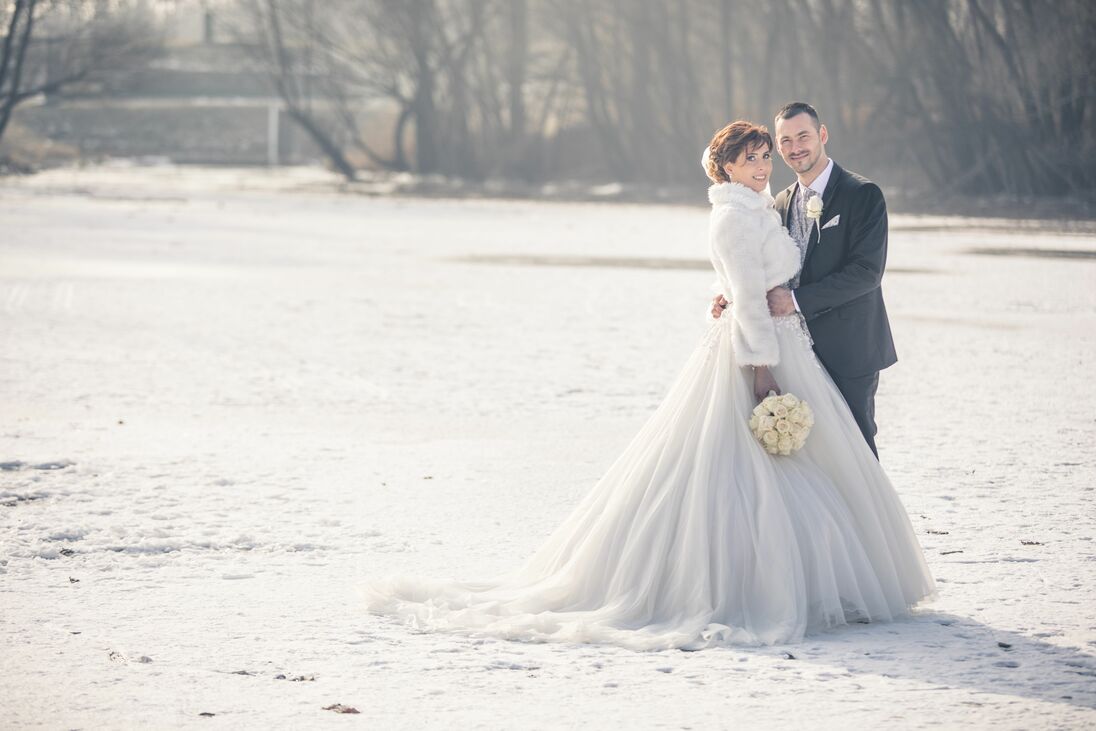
{"left": 820, "top": 162, "right": 843, "bottom": 210}
{"left": 781, "top": 182, "right": 798, "bottom": 229}
{"left": 803, "top": 163, "right": 844, "bottom": 265}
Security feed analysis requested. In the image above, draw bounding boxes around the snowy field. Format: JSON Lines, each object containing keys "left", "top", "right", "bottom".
{"left": 2, "top": 164, "right": 1095, "bottom": 729}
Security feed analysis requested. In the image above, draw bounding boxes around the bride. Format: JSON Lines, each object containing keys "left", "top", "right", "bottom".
{"left": 363, "top": 121, "right": 935, "bottom": 650}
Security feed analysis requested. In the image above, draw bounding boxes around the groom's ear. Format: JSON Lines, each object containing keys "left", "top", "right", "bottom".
{"left": 819, "top": 124, "right": 829, "bottom": 146}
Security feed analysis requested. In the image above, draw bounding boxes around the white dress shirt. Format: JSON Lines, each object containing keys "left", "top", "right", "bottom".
{"left": 803, "top": 157, "right": 834, "bottom": 200}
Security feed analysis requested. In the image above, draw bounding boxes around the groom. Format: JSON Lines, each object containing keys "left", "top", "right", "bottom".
{"left": 713, "top": 102, "right": 896, "bottom": 457}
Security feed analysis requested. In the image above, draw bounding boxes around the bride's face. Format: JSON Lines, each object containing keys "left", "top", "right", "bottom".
{"left": 723, "top": 144, "right": 773, "bottom": 193}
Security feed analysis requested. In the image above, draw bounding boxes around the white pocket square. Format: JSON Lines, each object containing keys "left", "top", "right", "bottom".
{"left": 821, "top": 215, "right": 840, "bottom": 230}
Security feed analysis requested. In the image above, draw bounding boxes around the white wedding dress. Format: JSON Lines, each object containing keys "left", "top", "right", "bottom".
{"left": 363, "top": 182, "right": 935, "bottom": 650}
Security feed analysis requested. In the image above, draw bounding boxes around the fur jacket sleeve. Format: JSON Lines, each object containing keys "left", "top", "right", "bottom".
{"left": 707, "top": 182, "right": 801, "bottom": 367}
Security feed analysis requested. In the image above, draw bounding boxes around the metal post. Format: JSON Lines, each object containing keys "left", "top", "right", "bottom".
{"left": 267, "top": 103, "right": 280, "bottom": 166}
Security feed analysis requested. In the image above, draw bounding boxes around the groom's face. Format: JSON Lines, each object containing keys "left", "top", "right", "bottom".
{"left": 776, "top": 113, "right": 828, "bottom": 176}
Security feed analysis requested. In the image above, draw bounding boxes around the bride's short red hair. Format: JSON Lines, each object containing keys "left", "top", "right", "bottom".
{"left": 705, "top": 121, "right": 773, "bottom": 183}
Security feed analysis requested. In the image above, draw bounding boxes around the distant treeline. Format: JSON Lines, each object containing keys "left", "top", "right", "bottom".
{"left": 233, "top": 0, "right": 1095, "bottom": 196}
{"left": 3, "top": 1, "right": 1094, "bottom": 196}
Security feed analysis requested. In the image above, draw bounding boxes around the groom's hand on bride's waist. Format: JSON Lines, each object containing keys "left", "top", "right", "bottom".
{"left": 767, "top": 287, "right": 796, "bottom": 317}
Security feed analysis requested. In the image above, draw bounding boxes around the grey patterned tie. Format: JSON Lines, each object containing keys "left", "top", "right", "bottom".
{"left": 788, "top": 186, "right": 816, "bottom": 287}
{"left": 795, "top": 186, "right": 817, "bottom": 247}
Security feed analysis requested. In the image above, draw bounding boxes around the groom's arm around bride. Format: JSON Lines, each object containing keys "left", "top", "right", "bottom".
{"left": 770, "top": 179, "right": 889, "bottom": 325}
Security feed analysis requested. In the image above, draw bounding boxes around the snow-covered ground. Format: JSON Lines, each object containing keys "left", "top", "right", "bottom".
{"left": 2, "top": 164, "right": 1094, "bottom": 729}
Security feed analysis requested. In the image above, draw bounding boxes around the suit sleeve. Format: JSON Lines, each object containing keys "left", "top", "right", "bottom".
{"left": 793, "top": 183, "right": 888, "bottom": 320}
{"left": 715, "top": 211, "right": 780, "bottom": 366}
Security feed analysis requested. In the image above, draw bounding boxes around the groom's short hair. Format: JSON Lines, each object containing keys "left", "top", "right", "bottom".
{"left": 776, "top": 102, "right": 821, "bottom": 129}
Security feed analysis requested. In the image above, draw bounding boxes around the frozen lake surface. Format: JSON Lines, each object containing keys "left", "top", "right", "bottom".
{"left": 2, "top": 165, "right": 1095, "bottom": 728}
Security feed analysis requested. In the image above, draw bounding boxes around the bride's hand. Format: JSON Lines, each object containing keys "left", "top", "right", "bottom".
{"left": 752, "top": 366, "right": 781, "bottom": 402}
{"left": 711, "top": 294, "right": 728, "bottom": 319}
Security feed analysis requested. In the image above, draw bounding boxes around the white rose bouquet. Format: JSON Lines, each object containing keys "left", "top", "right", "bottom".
{"left": 749, "top": 392, "right": 814, "bottom": 456}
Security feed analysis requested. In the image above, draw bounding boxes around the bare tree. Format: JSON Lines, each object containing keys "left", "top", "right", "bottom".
{"left": 0, "top": 0, "right": 162, "bottom": 148}
{"left": 235, "top": 0, "right": 563, "bottom": 181}
{"left": 0, "top": 1, "right": 38, "bottom": 144}
{"left": 854, "top": 0, "right": 1096, "bottom": 196}
{"left": 233, "top": 0, "right": 357, "bottom": 179}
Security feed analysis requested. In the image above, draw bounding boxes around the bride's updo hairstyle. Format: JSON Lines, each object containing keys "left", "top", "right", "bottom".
{"left": 705, "top": 121, "right": 773, "bottom": 184}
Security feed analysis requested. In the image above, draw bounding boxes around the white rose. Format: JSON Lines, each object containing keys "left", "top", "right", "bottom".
{"left": 762, "top": 430, "right": 779, "bottom": 447}
{"left": 777, "top": 436, "right": 794, "bottom": 454}
{"left": 760, "top": 415, "right": 776, "bottom": 431}
{"left": 781, "top": 393, "right": 798, "bottom": 408}
{"left": 749, "top": 415, "right": 760, "bottom": 432}
{"left": 773, "top": 404, "right": 788, "bottom": 418}
{"left": 776, "top": 419, "right": 791, "bottom": 434}
{"left": 806, "top": 196, "right": 823, "bottom": 220}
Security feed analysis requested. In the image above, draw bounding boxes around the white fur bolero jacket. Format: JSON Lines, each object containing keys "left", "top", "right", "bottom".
{"left": 707, "top": 181, "right": 801, "bottom": 367}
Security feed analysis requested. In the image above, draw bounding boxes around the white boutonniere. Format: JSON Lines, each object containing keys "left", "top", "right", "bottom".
{"left": 805, "top": 195, "right": 823, "bottom": 237}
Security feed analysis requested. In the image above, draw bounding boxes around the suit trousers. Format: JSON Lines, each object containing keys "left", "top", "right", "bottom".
{"left": 830, "top": 371, "right": 880, "bottom": 458}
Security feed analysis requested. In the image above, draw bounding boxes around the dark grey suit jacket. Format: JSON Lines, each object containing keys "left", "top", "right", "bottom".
{"left": 773, "top": 164, "right": 897, "bottom": 378}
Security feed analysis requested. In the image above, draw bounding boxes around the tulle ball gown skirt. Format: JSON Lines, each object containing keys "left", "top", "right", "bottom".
{"left": 363, "top": 314, "right": 935, "bottom": 651}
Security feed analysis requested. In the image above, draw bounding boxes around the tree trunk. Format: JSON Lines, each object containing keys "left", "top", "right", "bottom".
{"left": 408, "top": 0, "right": 439, "bottom": 174}
{"left": 507, "top": 0, "right": 527, "bottom": 141}
{"left": 285, "top": 106, "right": 357, "bottom": 180}
{"left": 0, "top": 0, "right": 37, "bottom": 144}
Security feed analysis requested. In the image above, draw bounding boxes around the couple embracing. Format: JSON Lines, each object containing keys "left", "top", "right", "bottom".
{"left": 364, "top": 103, "right": 935, "bottom": 650}
{"left": 709, "top": 102, "right": 895, "bottom": 459}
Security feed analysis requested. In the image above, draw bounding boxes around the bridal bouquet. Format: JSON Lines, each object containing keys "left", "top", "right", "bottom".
{"left": 750, "top": 392, "right": 814, "bottom": 456}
